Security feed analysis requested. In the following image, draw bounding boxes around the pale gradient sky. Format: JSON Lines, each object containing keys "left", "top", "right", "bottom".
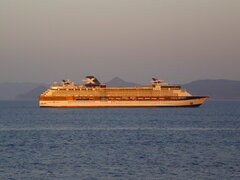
{"left": 0, "top": 0, "right": 240, "bottom": 84}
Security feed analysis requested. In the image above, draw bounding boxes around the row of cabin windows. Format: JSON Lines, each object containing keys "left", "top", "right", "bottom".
{"left": 161, "top": 86, "right": 181, "bottom": 89}
{"left": 57, "top": 88, "right": 93, "bottom": 91}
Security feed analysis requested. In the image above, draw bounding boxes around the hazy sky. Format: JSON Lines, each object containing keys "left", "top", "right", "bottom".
{"left": 0, "top": 0, "right": 240, "bottom": 84}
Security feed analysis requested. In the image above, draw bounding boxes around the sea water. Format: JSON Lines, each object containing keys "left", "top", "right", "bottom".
{"left": 0, "top": 100, "right": 239, "bottom": 180}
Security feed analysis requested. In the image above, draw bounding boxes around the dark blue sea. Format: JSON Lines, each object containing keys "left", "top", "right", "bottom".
{"left": 0, "top": 100, "right": 239, "bottom": 180}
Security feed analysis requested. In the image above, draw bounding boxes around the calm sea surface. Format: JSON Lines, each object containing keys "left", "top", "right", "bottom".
{"left": 0, "top": 100, "right": 239, "bottom": 180}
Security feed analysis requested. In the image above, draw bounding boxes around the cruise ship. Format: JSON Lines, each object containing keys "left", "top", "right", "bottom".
{"left": 39, "top": 76, "right": 208, "bottom": 108}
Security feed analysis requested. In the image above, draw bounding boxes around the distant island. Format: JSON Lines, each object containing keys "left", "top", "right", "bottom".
{"left": 182, "top": 79, "right": 240, "bottom": 99}
{"left": 0, "top": 78, "right": 240, "bottom": 100}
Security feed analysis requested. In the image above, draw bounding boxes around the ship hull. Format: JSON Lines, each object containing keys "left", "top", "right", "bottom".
{"left": 39, "top": 97, "right": 208, "bottom": 108}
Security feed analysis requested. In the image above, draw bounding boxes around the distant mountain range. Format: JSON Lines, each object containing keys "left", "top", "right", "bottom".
{"left": 15, "top": 85, "right": 49, "bottom": 100}
{"left": 183, "top": 79, "right": 240, "bottom": 99}
{"left": 105, "top": 77, "right": 141, "bottom": 87}
{"left": 0, "top": 82, "right": 48, "bottom": 100}
{"left": 0, "top": 78, "right": 240, "bottom": 100}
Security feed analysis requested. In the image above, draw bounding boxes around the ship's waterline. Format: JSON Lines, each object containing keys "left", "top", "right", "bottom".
{"left": 39, "top": 76, "right": 208, "bottom": 108}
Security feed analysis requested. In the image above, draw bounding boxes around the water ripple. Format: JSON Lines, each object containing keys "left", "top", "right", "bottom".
{"left": 0, "top": 127, "right": 239, "bottom": 131}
